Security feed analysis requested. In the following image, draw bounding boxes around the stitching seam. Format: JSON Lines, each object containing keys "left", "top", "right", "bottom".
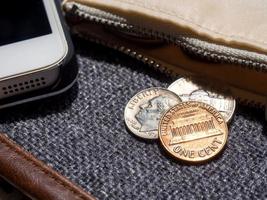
{"left": 112, "top": 0, "right": 267, "bottom": 46}
{"left": 0, "top": 136, "right": 89, "bottom": 200}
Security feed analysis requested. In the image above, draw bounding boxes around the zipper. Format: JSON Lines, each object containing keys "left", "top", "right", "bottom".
{"left": 64, "top": 2, "right": 267, "bottom": 72}
{"left": 180, "top": 37, "right": 267, "bottom": 72}
{"left": 64, "top": 2, "right": 173, "bottom": 75}
{"left": 73, "top": 30, "right": 173, "bottom": 76}
{"left": 64, "top": 2, "right": 267, "bottom": 108}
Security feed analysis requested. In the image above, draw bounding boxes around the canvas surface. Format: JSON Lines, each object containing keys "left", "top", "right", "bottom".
{"left": 0, "top": 39, "right": 266, "bottom": 200}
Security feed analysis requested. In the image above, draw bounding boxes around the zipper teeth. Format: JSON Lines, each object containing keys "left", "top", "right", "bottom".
{"left": 65, "top": 2, "right": 267, "bottom": 73}
{"left": 73, "top": 31, "right": 177, "bottom": 78}
{"left": 183, "top": 37, "right": 267, "bottom": 62}
{"left": 65, "top": 2, "right": 266, "bottom": 108}
{"left": 64, "top": 2, "right": 132, "bottom": 29}
{"left": 74, "top": 31, "right": 265, "bottom": 108}
{"left": 129, "top": 28, "right": 267, "bottom": 73}
{"left": 179, "top": 39, "right": 267, "bottom": 73}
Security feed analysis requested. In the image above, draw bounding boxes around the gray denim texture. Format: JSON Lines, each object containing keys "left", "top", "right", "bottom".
{"left": 0, "top": 39, "right": 267, "bottom": 200}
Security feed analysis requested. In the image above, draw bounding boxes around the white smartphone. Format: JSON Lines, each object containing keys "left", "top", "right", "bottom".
{"left": 0, "top": 0, "right": 70, "bottom": 100}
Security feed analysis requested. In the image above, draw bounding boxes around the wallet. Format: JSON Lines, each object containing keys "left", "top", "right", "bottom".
{"left": 63, "top": 0, "right": 267, "bottom": 108}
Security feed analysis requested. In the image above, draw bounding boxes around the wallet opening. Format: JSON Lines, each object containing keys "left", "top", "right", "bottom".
{"left": 63, "top": 1, "right": 267, "bottom": 108}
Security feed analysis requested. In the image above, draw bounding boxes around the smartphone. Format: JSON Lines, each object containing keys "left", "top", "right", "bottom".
{"left": 0, "top": 0, "right": 77, "bottom": 108}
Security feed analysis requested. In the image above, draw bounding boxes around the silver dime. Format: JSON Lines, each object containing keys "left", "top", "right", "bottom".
{"left": 168, "top": 78, "right": 236, "bottom": 122}
{"left": 124, "top": 87, "right": 182, "bottom": 139}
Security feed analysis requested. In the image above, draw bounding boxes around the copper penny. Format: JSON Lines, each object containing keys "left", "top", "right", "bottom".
{"left": 124, "top": 87, "right": 182, "bottom": 139}
{"left": 159, "top": 101, "right": 228, "bottom": 163}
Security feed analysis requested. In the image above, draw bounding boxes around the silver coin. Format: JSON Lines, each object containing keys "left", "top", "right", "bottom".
{"left": 168, "top": 78, "right": 236, "bottom": 122}
{"left": 124, "top": 87, "right": 182, "bottom": 139}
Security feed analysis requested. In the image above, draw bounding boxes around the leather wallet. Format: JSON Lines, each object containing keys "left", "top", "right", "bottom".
{"left": 62, "top": 0, "right": 267, "bottom": 109}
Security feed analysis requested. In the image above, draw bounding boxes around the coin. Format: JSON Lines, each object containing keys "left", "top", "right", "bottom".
{"left": 124, "top": 87, "right": 182, "bottom": 139}
{"left": 159, "top": 101, "right": 228, "bottom": 163}
{"left": 168, "top": 78, "right": 236, "bottom": 122}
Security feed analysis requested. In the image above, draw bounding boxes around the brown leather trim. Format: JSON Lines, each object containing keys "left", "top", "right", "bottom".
{"left": 0, "top": 134, "right": 96, "bottom": 200}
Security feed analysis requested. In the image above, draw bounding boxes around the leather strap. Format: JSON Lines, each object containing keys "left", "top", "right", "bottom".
{"left": 0, "top": 134, "right": 96, "bottom": 200}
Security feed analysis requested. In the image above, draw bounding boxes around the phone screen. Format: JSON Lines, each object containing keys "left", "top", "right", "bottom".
{"left": 0, "top": 0, "right": 52, "bottom": 47}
